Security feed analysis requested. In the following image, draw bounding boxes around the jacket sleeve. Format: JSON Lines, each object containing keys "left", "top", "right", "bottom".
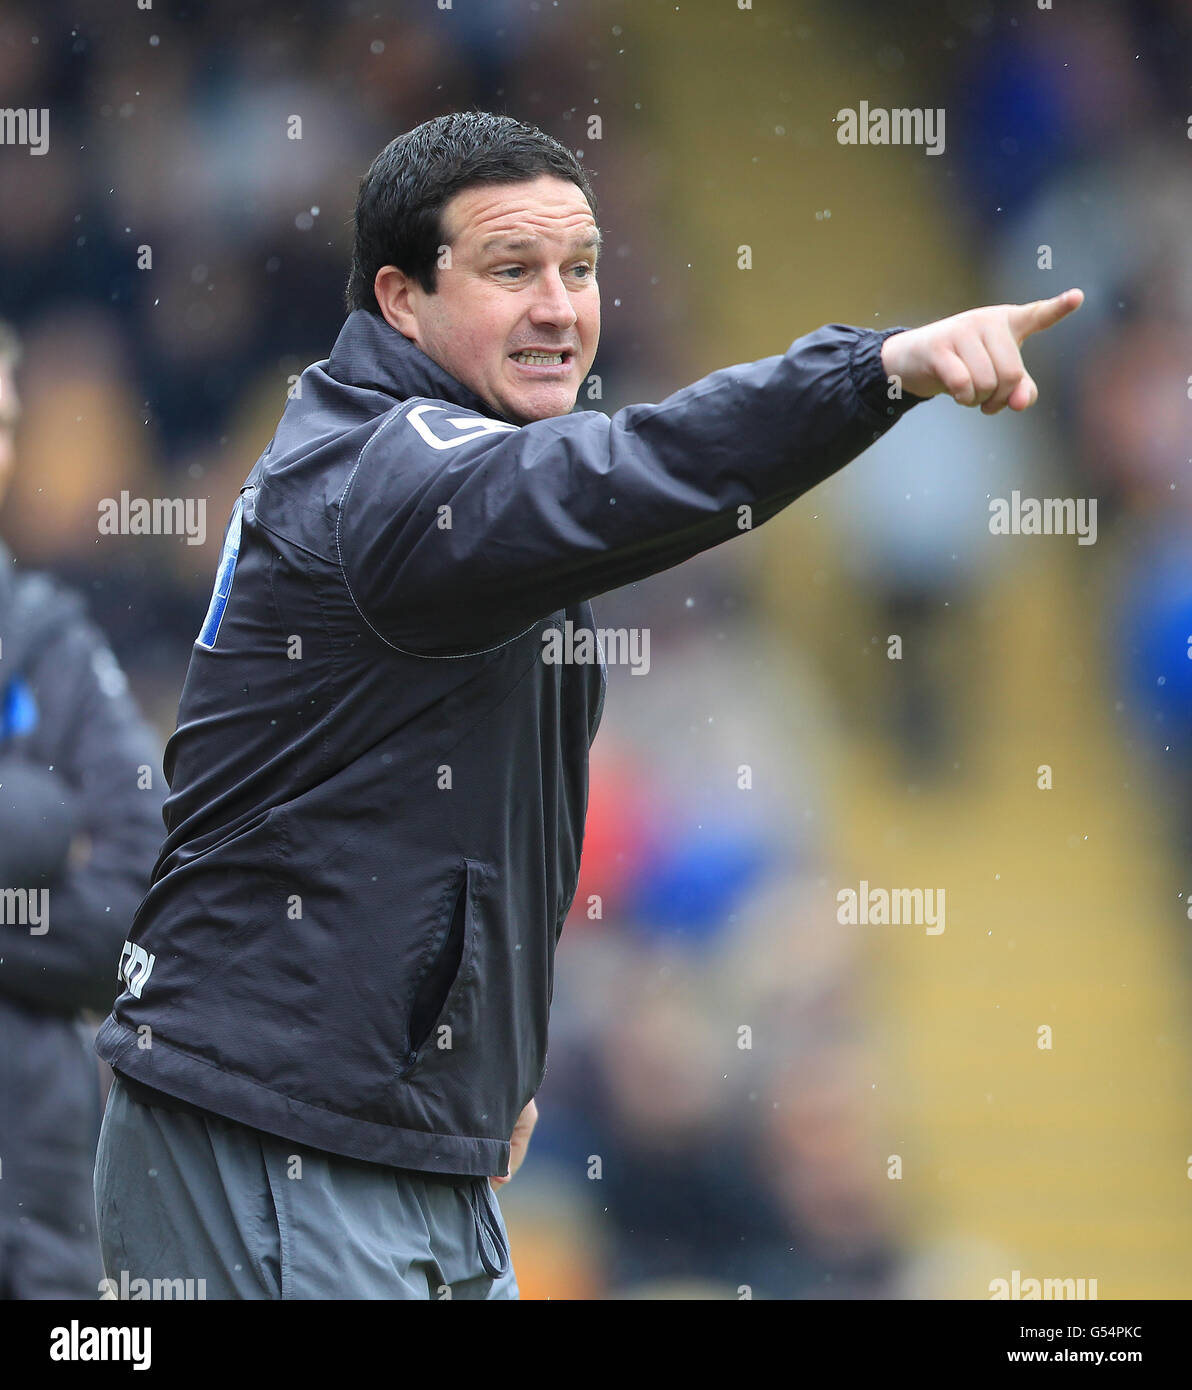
{"left": 338, "top": 324, "right": 927, "bottom": 655}
{"left": 0, "top": 618, "right": 165, "bottom": 1016}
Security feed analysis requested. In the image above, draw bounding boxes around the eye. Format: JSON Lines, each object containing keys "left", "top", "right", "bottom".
{"left": 494, "top": 266, "right": 525, "bottom": 279}
{"left": 570, "top": 263, "right": 595, "bottom": 279}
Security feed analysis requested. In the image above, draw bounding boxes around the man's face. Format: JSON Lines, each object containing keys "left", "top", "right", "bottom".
{"left": 382, "top": 175, "right": 601, "bottom": 425}
{"left": 0, "top": 361, "right": 18, "bottom": 510}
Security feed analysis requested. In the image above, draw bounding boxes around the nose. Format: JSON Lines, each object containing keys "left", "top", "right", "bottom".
{"left": 527, "top": 268, "right": 578, "bottom": 330}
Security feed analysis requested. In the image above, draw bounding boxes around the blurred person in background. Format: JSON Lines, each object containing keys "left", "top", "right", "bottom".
{"left": 1077, "top": 296, "right": 1192, "bottom": 889}
{"left": 825, "top": 368, "right": 1056, "bottom": 781}
{"left": 0, "top": 320, "right": 166, "bottom": 1300}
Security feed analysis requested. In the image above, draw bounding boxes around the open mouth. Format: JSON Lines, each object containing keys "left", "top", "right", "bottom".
{"left": 509, "top": 348, "right": 574, "bottom": 370}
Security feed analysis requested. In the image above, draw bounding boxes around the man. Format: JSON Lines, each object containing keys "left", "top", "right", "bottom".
{"left": 0, "top": 321, "right": 165, "bottom": 1298}
{"left": 93, "top": 111, "right": 1082, "bottom": 1300}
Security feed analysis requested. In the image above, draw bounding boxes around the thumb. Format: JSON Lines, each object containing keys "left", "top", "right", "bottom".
{"left": 1007, "top": 287, "right": 1084, "bottom": 344}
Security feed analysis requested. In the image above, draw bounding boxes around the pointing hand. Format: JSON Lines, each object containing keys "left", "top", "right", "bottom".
{"left": 879, "top": 288, "right": 1085, "bottom": 414}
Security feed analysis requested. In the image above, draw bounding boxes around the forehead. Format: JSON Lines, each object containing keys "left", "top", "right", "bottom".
{"left": 442, "top": 176, "right": 598, "bottom": 253}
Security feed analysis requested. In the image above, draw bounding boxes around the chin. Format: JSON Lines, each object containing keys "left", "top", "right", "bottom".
{"left": 514, "top": 392, "right": 578, "bottom": 424}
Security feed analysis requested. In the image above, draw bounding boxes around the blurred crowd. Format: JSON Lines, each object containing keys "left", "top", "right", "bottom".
{"left": 0, "top": 0, "right": 676, "bottom": 730}
{"left": 1, "top": 0, "right": 1188, "bottom": 1299}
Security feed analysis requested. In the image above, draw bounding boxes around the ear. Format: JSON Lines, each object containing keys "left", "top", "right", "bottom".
{"left": 374, "top": 266, "right": 422, "bottom": 342}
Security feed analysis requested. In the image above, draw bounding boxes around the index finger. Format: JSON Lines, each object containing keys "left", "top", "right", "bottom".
{"left": 1007, "top": 287, "right": 1085, "bottom": 343}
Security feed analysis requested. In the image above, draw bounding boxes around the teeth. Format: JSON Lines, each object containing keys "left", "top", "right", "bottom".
{"left": 513, "top": 351, "right": 565, "bottom": 365}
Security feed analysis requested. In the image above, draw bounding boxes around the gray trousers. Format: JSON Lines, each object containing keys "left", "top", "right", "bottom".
{"left": 93, "top": 1074, "right": 518, "bottom": 1300}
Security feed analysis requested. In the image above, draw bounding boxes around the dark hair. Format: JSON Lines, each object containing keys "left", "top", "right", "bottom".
{"left": 346, "top": 110, "right": 598, "bottom": 314}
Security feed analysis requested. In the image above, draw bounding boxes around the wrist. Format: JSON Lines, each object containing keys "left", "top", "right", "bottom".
{"left": 879, "top": 326, "right": 935, "bottom": 404}
{"left": 853, "top": 326, "right": 928, "bottom": 421}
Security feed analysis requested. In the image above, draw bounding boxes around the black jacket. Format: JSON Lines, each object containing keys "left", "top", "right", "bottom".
{"left": 96, "top": 308, "right": 924, "bottom": 1177}
{"left": 0, "top": 547, "right": 165, "bottom": 1296}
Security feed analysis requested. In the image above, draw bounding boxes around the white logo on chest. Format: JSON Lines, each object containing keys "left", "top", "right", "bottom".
{"left": 405, "top": 404, "right": 518, "bottom": 450}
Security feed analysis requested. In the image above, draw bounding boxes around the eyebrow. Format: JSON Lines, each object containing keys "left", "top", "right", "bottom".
{"left": 480, "top": 231, "right": 602, "bottom": 256}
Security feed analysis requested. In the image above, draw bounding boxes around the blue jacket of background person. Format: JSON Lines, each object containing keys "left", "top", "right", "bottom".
{"left": 0, "top": 550, "right": 164, "bottom": 1297}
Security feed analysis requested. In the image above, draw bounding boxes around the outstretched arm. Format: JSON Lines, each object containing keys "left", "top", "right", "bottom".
{"left": 340, "top": 322, "right": 922, "bottom": 655}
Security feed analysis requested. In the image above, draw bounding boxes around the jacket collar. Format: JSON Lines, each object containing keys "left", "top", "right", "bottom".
{"left": 324, "top": 309, "right": 518, "bottom": 426}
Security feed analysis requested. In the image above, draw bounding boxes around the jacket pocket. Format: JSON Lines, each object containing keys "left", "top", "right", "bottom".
{"left": 400, "top": 858, "right": 478, "bottom": 1075}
